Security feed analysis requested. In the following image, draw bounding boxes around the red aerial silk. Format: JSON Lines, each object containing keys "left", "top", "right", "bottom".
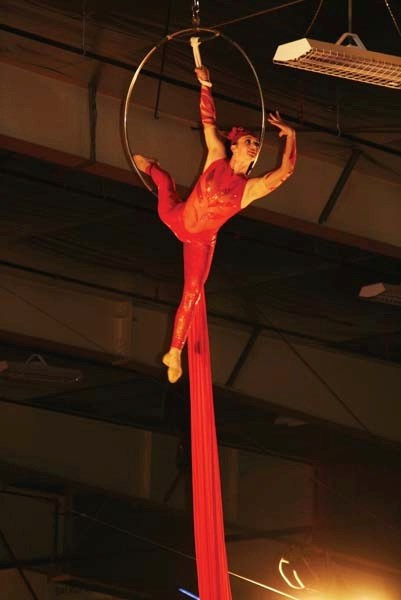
{"left": 188, "top": 288, "right": 232, "bottom": 600}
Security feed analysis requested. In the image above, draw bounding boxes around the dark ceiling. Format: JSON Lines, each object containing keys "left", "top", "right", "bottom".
{"left": 1, "top": 2, "right": 401, "bottom": 599}
{"left": 2, "top": 0, "right": 401, "bottom": 137}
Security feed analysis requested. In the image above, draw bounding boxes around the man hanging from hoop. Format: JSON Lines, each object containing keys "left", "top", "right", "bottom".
{"left": 134, "top": 65, "right": 296, "bottom": 383}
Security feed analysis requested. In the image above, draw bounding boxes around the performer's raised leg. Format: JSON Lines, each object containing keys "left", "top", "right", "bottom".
{"left": 133, "top": 155, "right": 183, "bottom": 229}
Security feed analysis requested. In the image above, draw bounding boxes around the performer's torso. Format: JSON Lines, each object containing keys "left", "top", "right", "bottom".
{"left": 183, "top": 158, "right": 247, "bottom": 238}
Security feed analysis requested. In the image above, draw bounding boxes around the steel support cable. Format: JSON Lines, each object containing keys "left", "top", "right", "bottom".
{"left": 211, "top": 0, "right": 306, "bottom": 29}
{"left": 214, "top": 265, "right": 397, "bottom": 443}
{"left": 2, "top": 24, "right": 401, "bottom": 156}
{"left": 384, "top": 0, "right": 401, "bottom": 37}
{"left": 239, "top": 300, "right": 401, "bottom": 458}
{"left": 304, "top": 0, "right": 325, "bottom": 36}
{"left": 66, "top": 504, "right": 401, "bottom": 587}
{"left": 0, "top": 527, "right": 41, "bottom": 600}
{"left": 311, "top": 474, "right": 401, "bottom": 538}
{"left": 62, "top": 509, "right": 303, "bottom": 600}
{"left": 229, "top": 423, "right": 401, "bottom": 537}
{"left": 0, "top": 489, "right": 58, "bottom": 506}
{"left": 0, "top": 283, "right": 113, "bottom": 355}
{"left": 154, "top": 0, "right": 174, "bottom": 119}
{"left": 192, "top": 0, "right": 201, "bottom": 29}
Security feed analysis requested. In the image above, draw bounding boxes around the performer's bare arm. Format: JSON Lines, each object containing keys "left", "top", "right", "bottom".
{"left": 241, "top": 112, "right": 296, "bottom": 208}
{"left": 195, "top": 66, "right": 226, "bottom": 170}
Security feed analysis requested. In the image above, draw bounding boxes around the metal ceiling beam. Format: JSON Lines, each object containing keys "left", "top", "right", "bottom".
{"left": 247, "top": 203, "right": 401, "bottom": 260}
{"left": 0, "top": 24, "right": 264, "bottom": 113}
{"left": 2, "top": 133, "right": 401, "bottom": 261}
{"left": 318, "top": 148, "right": 361, "bottom": 224}
{"left": 0, "top": 260, "right": 347, "bottom": 348}
{"left": 0, "top": 166, "right": 149, "bottom": 211}
{"left": 226, "top": 326, "right": 262, "bottom": 386}
{"left": 2, "top": 24, "right": 401, "bottom": 157}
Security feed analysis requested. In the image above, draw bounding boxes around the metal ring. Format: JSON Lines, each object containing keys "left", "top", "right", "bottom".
{"left": 121, "top": 27, "right": 265, "bottom": 195}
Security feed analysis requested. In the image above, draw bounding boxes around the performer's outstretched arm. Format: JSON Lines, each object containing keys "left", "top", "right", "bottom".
{"left": 194, "top": 66, "right": 226, "bottom": 170}
{"left": 241, "top": 111, "right": 297, "bottom": 208}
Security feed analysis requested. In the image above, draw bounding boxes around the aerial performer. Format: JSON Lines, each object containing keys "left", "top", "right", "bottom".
{"left": 134, "top": 66, "right": 296, "bottom": 384}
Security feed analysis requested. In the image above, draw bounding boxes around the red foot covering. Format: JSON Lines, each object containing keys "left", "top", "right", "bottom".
{"left": 188, "top": 288, "right": 232, "bottom": 600}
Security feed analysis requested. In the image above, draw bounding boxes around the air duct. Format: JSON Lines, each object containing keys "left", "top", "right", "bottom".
{"left": 273, "top": 34, "right": 401, "bottom": 89}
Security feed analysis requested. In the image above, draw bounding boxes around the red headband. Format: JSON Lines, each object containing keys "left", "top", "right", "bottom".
{"left": 226, "top": 126, "right": 258, "bottom": 145}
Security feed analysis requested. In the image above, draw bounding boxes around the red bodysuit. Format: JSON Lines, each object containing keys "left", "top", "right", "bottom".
{"left": 149, "top": 157, "right": 248, "bottom": 349}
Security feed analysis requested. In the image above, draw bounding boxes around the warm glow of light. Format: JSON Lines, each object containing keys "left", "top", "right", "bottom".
{"left": 353, "top": 593, "right": 390, "bottom": 600}
{"left": 279, "top": 557, "right": 306, "bottom": 590}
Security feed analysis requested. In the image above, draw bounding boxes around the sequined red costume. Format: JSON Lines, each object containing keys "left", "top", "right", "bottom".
{"left": 149, "top": 157, "right": 248, "bottom": 350}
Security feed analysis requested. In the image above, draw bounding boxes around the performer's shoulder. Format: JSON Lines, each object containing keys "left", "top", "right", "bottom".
{"left": 204, "top": 156, "right": 229, "bottom": 174}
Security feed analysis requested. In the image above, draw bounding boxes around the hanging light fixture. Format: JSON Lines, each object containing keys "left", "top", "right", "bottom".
{"left": 359, "top": 282, "right": 401, "bottom": 306}
{"left": 0, "top": 354, "right": 83, "bottom": 384}
{"left": 273, "top": 1, "right": 401, "bottom": 89}
{"left": 273, "top": 35, "right": 401, "bottom": 89}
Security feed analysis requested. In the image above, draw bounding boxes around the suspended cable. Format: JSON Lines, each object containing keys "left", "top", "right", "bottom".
{"left": 192, "top": 0, "right": 201, "bottom": 29}
{"left": 0, "top": 284, "right": 113, "bottom": 355}
{"left": 154, "top": 0, "right": 174, "bottom": 119}
{"left": 219, "top": 430, "right": 401, "bottom": 541}
{"left": 223, "top": 274, "right": 401, "bottom": 460}
{"left": 211, "top": 0, "right": 306, "bottom": 29}
{"left": 69, "top": 504, "right": 396, "bottom": 600}
{"left": 384, "top": 0, "right": 401, "bottom": 37}
{"left": 227, "top": 571, "right": 300, "bottom": 599}
{"left": 304, "top": 0, "right": 325, "bottom": 36}
{"left": 81, "top": 0, "right": 88, "bottom": 55}
{"left": 66, "top": 509, "right": 301, "bottom": 600}
{"left": 311, "top": 474, "right": 401, "bottom": 537}
{"left": 68, "top": 505, "right": 401, "bottom": 596}
{"left": 0, "top": 527, "right": 41, "bottom": 600}
{"left": 348, "top": 0, "right": 353, "bottom": 32}
{"left": 215, "top": 265, "right": 384, "bottom": 440}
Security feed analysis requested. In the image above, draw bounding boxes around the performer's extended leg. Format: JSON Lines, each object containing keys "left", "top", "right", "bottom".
{"left": 163, "top": 240, "right": 215, "bottom": 383}
{"left": 133, "top": 155, "right": 183, "bottom": 231}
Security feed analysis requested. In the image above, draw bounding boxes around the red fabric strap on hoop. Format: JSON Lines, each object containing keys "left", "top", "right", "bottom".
{"left": 200, "top": 85, "right": 217, "bottom": 126}
{"left": 188, "top": 288, "right": 232, "bottom": 600}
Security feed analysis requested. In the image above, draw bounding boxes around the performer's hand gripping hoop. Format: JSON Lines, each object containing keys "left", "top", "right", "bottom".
{"left": 190, "top": 37, "right": 212, "bottom": 86}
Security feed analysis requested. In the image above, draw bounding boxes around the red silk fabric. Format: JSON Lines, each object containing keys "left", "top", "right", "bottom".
{"left": 188, "top": 288, "right": 232, "bottom": 600}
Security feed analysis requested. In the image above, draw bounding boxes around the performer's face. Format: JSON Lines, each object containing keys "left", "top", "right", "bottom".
{"left": 232, "top": 135, "right": 260, "bottom": 163}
